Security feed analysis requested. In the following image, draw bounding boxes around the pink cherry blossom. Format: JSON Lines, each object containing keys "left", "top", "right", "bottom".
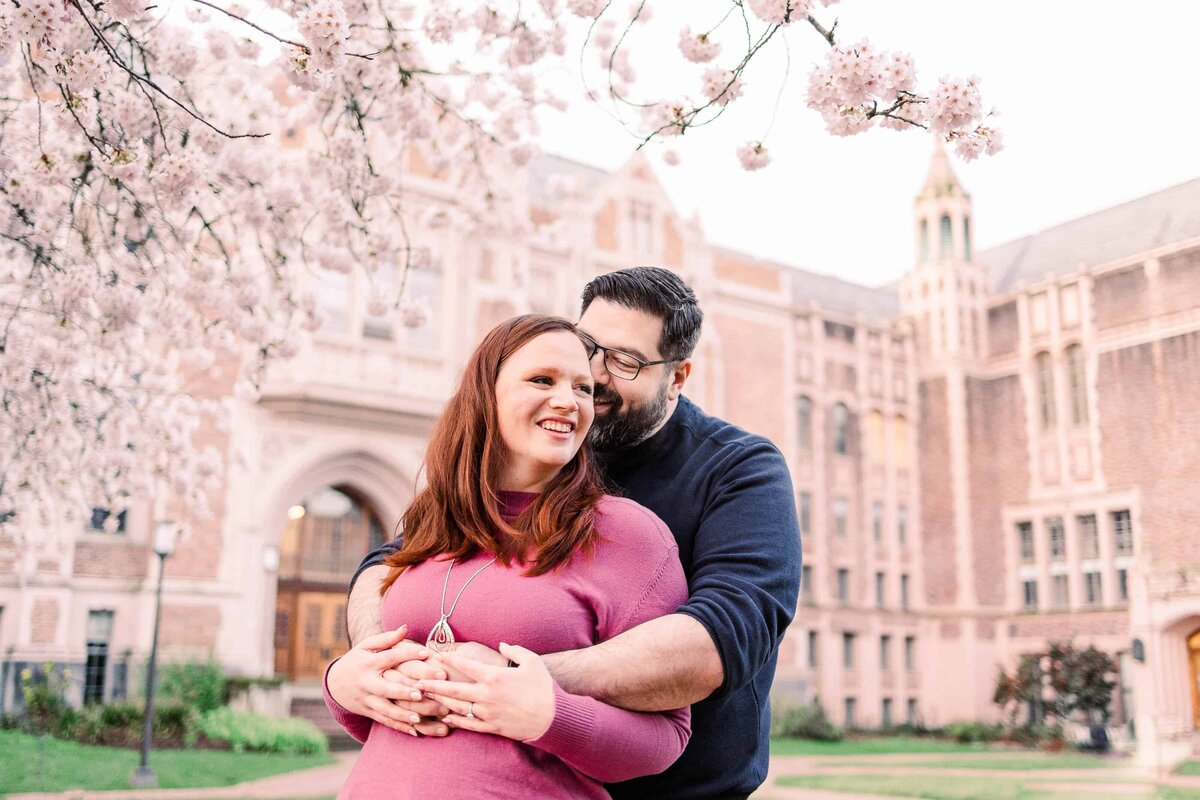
{"left": 701, "top": 68, "right": 744, "bottom": 106}
{"left": 679, "top": 27, "right": 721, "bottom": 63}
{"left": 737, "top": 141, "right": 771, "bottom": 170}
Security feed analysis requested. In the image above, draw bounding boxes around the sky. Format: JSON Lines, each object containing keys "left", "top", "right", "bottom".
{"left": 534, "top": 1, "right": 1200, "bottom": 289}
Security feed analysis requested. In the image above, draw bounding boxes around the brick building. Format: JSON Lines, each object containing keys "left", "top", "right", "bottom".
{"left": 2, "top": 146, "right": 1198, "bottom": 769}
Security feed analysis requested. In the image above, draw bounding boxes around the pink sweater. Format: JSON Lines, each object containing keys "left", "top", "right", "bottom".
{"left": 325, "top": 492, "right": 691, "bottom": 799}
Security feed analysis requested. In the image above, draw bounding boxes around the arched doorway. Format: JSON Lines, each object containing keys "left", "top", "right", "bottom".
{"left": 1190, "top": 629, "right": 1200, "bottom": 727}
{"left": 273, "top": 485, "right": 388, "bottom": 681}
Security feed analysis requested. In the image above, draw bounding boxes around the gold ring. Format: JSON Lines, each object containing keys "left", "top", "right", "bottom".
{"left": 466, "top": 702, "right": 475, "bottom": 719}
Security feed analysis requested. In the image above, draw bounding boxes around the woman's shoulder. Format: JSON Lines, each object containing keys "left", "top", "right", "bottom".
{"left": 594, "top": 495, "right": 677, "bottom": 552}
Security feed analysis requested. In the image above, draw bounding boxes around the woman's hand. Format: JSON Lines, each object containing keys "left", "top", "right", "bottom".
{"left": 419, "top": 643, "right": 555, "bottom": 742}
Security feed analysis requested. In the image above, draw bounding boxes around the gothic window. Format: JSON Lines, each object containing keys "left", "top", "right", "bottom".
{"left": 1035, "top": 352, "right": 1056, "bottom": 429}
{"left": 1066, "top": 344, "right": 1088, "bottom": 425}
{"left": 1112, "top": 510, "right": 1134, "bottom": 555}
{"left": 919, "top": 218, "right": 930, "bottom": 264}
{"left": 796, "top": 396, "right": 813, "bottom": 452}
{"left": 963, "top": 216, "right": 972, "bottom": 262}
{"left": 939, "top": 214, "right": 953, "bottom": 260}
{"left": 1078, "top": 514, "right": 1099, "bottom": 559}
{"left": 1017, "top": 522, "right": 1035, "bottom": 562}
{"left": 831, "top": 403, "right": 850, "bottom": 455}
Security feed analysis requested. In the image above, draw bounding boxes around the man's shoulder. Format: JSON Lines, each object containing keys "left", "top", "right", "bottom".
{"left": 676, "top": 397, "right": 785, "bottom": 462}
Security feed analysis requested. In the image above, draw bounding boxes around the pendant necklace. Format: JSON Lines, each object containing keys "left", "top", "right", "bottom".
{"left": 426, "top": 556, "right": 498, "bottom": 653}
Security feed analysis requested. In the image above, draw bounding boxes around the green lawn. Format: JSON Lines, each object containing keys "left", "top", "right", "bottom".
{"left": 778, "top": 774, "right": 1200, "bottom": 800}
{"left": 0, "top": 730, "right": 335, "bottom": 795}
{"left": 817, "top": 751, "right": 1124, "bottom": 771}
{"left": 1179, "top": 761, "right": 1200, "bottom": 776}
{"left": 770, "top": 736, "right": 997, "bottom": 756}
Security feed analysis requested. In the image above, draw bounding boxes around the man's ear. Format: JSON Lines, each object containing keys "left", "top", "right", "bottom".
{"left": 667, "top": 358, "right": 692, "bottom": 401}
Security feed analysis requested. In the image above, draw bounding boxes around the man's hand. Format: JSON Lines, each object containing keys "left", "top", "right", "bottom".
{"left": 327, "top": 625, "right": 451, "bottom": 736}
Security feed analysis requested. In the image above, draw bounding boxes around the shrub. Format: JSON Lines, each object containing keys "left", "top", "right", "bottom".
{"left": 158, "top": 661, "right": 225, "bottom": 714}
{"left": 1006, "top": 722, "right": 1064, "bottom": 749}
{"left": 771, "top": 699, "right": 843, "bottom": 742}
{"left": 945, "top": 720, "right": 1004, "bottom": 744}
{"left": 197, "top": 708, "right": 328, "bottom": 755}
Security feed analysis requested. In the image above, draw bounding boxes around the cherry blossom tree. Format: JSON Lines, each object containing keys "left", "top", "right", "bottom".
{"left": 0, "top": 0, "right": 1000, "bottom": 538}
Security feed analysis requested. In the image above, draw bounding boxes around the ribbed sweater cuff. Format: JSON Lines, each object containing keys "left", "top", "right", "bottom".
{"left": 525, "top": 683, "right": 594, "bottom": 756}
{"left": 322, "top": 657, "right": 371, "bottom": 742}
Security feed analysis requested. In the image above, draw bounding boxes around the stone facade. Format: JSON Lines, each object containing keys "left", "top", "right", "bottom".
{"left": 2, "top": 147, "right": 1199, "bottom": 769}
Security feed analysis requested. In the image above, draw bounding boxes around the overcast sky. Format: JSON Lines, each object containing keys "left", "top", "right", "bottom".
{"left": 534, "top": 1, "right": 1200, "bottom": 288}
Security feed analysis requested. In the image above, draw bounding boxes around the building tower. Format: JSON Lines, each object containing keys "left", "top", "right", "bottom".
{"left": 901, "top": 144, "right": 998, "bottom": 723}
{"left": 901, "top": 144, "right": 987, "bottom": 369}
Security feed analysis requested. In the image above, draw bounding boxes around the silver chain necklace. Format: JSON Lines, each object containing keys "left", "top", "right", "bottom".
{"left": 426, "top": 556, "right": 498, "bottom": 653}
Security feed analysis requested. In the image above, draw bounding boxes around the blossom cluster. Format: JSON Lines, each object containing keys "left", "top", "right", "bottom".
{"left": 0, "top": 0, "right": 998, "bottom": 541}
{"left": 584, "top": 0, "right": 998, "bottom": 168}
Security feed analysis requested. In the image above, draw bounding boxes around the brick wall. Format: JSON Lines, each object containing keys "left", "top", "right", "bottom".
{"left": 30, "top": 597, "right": 59, "bottom": 645}
{"left": 918, "top": 377, "right": 957, "bottom": 606}
{"left": 163, "top": 355, "right": 239, "bottom": 583}
{"left": 594, "top": 199, "right": 618, "bottom": 252}
{"left": 159, "top": 604, "right": 222, "bottom": 650}
{"left": 967, "top": 375, "right": 1029, "bottom": 607}
{"left": 1159, "top": 246, "right": 1200, "bottom": 315}
{"left": 1009, "top": 610, "right": 1128, "bottom": 639}
{"left": 712, "top": 253, "right": 782, "bottom": 293}
{"left": 1097, "top": 331, "right": 1200, "bottom": 571}
{"left": 713, "top": 312, "right": 788, "bottom": 442}
{"left": 74, "top": 539, "right": 149, "bottom": 579}
{"left": 1093, "top": 266, "right": 1150, "bottom": 330}
{"left": 987, "top": 301, "right": 1019, "bottom": 357}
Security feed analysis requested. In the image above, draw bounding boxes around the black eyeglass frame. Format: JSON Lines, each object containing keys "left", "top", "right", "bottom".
{"left": 577, "top": 330, "right": 673, "bottom": 381}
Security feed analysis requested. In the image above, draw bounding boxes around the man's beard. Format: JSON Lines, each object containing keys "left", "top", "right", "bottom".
{"left": 588, "top": 378, "right": 671, "bottom": 455}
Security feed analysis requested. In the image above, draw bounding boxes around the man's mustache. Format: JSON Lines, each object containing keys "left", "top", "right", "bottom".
{"left": 593, "top": 386, "right": 621, "bottom": 407}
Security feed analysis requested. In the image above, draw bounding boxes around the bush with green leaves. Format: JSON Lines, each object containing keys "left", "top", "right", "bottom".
{"left": 944, "top": 720, "right": 1004, "bottom": 743}
{"left": 197, "top": 708, "right": 328, "bottom": 755}
{"left": 158, "top": 661, "right": 226, "bottom": 714}
{"left": 770, "top": 698, "right": 843, "bottom": 742}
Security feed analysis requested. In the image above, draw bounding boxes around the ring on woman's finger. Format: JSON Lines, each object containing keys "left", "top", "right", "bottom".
{"left": 465, "top": 702, "right": 475, "bottom": 720}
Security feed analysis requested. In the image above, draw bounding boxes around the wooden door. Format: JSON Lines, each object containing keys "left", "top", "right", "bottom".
{"left": 1189, "top": 630, "right": 1200, "bottom": 727}
{"left": 294, "top": 592, "right": 347, "bottom": 681}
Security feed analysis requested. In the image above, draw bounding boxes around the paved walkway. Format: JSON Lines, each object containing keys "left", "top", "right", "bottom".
{"left": 5, "top": 753, "right": 358, "bottom": 800}
{"left": 9, "top": 750, "right": 1200, "bottom": 800}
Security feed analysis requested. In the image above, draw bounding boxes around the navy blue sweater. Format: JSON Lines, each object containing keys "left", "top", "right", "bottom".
{"left": 351, "top": 396, "right": 801, "bottom": 798}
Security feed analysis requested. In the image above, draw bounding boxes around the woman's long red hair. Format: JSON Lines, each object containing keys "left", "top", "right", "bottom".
{"left": 380, "top": 315, "right": 606, "bottom": 593}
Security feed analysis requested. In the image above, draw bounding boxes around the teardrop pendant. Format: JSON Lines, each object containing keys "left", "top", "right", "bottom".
{"left": 427, "top": 616, "right": 455, "bottom": 653}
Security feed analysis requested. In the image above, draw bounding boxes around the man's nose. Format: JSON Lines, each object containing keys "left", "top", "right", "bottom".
{"left": 589, "top": 354, "right": 610, "bottom": 384}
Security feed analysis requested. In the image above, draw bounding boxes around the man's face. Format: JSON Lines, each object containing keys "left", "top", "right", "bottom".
{"left": 576, "top": 298, "right": 674, "bottom": 454}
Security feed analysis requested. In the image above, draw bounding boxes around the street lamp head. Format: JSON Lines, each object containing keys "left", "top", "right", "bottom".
{"left": 153, "top": 520, "right": 178, "bottom": 557}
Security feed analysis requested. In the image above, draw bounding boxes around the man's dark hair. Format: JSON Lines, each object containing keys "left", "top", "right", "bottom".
{"left": 580, "top": 266, "right": 703, "bottom": 362}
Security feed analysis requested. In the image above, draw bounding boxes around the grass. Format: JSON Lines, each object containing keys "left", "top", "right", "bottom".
{"left": 0, "top": 730, "right": 335, "bottom": 795}
{"left": 778, "top": 774, "right": 1200, "bottom": 800}
{"left": 769, "top": 736, "right": 997, "bottom": 756}
{"left": 1178, "top": 761, "right": 1200, "bottom": 776}
{"left": 816, "top": 751, "right": 1125, "bottom": 771}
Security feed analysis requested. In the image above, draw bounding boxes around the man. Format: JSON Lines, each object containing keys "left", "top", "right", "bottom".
{"left": 330, "top": 267, "right": 801, "bottom": 798}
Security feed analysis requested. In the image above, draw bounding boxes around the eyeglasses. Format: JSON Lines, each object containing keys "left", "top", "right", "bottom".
{"left": 578, "top": 331, "right": 672, "bottom": 381}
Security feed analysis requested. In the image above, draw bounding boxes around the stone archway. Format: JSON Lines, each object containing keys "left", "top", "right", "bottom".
{"left": 274, "top": 485, "right": 388, "bottom": 681}
{"left": 258, "top": 444, "right": 416, "bottom": 683}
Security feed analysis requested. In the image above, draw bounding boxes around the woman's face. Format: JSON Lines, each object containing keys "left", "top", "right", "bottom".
{"left": 494, "top": 330, "right": 595, "bottom": 492}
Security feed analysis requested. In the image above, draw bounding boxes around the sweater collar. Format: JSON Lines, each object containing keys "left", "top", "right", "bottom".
{"left": 496, "top": 490, "right": 538, "bottom": 520}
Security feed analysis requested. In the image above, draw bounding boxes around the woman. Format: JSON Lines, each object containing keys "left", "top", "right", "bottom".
{"left": 324, "top": 314, "right": 690, "bottom": 798}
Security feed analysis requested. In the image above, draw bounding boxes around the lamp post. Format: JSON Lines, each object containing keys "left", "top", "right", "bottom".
{"left": 130, "top": 520, "right": 177, "bottom": 789}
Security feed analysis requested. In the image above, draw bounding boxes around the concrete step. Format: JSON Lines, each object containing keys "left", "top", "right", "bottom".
{"left": 291, "top": 695, "right": 361, "bottom": 752}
